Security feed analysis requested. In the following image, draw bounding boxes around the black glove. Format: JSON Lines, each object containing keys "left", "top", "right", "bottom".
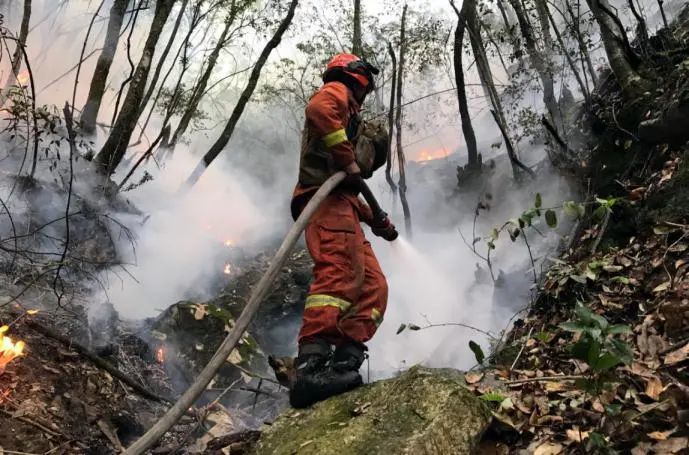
{"left": 370, "top": 216, "right": 398, "bottom": 241}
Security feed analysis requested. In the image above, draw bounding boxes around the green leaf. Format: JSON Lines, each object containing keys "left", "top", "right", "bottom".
{"left": 607, "top": 339, "right": 633, "bottom": 365}
{"left": 610, "top": 276, "right": 630, "bottom": 285}
{"left": 545, "top": 209, "right": 557, "bottom": 228}
{"left": 480, "top": 391, "right": 505, "bottom": 402}
{"left": 593, "top": 205, "right": 607, "bottom": 222}
{"left": 469, "top": 340, "right": 485, "bottom": 364}
{"left": 587, "top": 339, "right": 602, "bottom": 366}
{"left": 569, "top": 274, "right": 587, "bottom": 284}
{"left": 559, "top": 321, "right": 585, "bottom": 332}
{"left": 607, "top": 324, "right": 632, "bottom": 335}
{"left": 396, "top": 324, "right": 407, "bottom": 335}
{"left": 535, "top": 193, "right": 542, "bottom": 208}
{"left": 590, "top": 313, "right": 609, "bottom": 331}
{"left": 571, "top": 339, "right": 591, "bottom": 362}
{"left": 575, "top": 303, "right": 595, "bottom": 324}
{"left": 592, "top": 352, "right": 622, "bottom": 372}
{"left": 605, "top": 404, "right": 622, "bottom": 416}
{"left": 508, "top": 227, "right": 521, "bottom": 242}
{"left": 563, "top": 201, "right": 584, "bottom": 219}
{"left": 490, "top": 228, "right": 499, "bottom": 241}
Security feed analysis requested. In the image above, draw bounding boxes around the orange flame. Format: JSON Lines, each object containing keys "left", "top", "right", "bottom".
{"left": 224, "top": 239, "right": 234, "bottom": 247}
{"left": 223, "top": 263, "right": 232, "bottom": 275}
{"left": 415, "top": 148, "right": 448, "bottom": 163}
{"left": 0, "top": 326, "right": 26, "bottom": 374}
{"left": 156, "top": 347, "right": 165, "bottom": 364}
{"left": 16, "top": 70, "right": 30, "bottom": 86}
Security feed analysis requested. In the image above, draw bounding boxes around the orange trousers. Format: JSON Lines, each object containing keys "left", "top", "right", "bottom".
{"left": 298, "top": 193, "right": 388, "bottom": 346}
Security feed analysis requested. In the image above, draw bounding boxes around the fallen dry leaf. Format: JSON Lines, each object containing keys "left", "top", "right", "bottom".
{"left": 645, "top": 376, "right": 664, "bottom": 401}
{"left": 533, "top": 442, "right": 564, "bottom": 455}
{"left": 664, "top": 343, "right": 689, "bottom": 365}
{"left": 544, "top": 381, "right": 569, "bottom": 393}
{"left": 193, "top": 304, "right": 208, "bottom": 320}
{"left": 652, "top": 437, "right": 688, "bottom": 454}
{"left": 647, "top": 430, "right": 673, "bottom": 441}
{"left": 464, "top": 372, "right": 484, "bottom": 384}
{"left": 566, "top": 427, "right": 590, "bottom": 443}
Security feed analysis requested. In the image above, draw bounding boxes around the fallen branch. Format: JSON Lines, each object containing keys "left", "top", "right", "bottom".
{"left": 504, "top": 375, "right": 584, "bottom": 385}
{"left": 0, "top": 408, "right": 64, "bottom": 438}
{"left": 21, "top": 315, "right": 172, "bottom": 404}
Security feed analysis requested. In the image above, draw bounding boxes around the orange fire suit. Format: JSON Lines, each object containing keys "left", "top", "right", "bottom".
{"left": 292, "top": 81, "right": 388, "bottom": 346}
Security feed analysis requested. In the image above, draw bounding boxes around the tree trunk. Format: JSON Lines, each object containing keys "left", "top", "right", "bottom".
{"left": 80, "top": 0, "right": 128, "bottom": 134}
{"left": 509, "top": 0, "right": 560, "bottom": 129}
{"left": 7, "top": 0, "right": 31, "bottom": 83}
{"left": 395, "top": 4, "right": 412, "bottom": 238}
{"left": 449, "top": 0, "right": 479, "bottom": 170}
{"left": 544, "top": 0, "right": 590, "bottom": 103}
{"left": 496, "top": 0, "right": 523, "bottom": 64}
{"left": 585, "top": 0, "right": 650, "bottom": 100}
{"left": 138, "top": 0, "right": 190, "bottom": 116}
{"left": 352, "top": 0, "right": 362, "bottom": 56}
{"left": 465, "top": 0, "right": 521, "bottom": 180}
{"left": 385, "top": 41, "right": 398, "bottom": 194}
{"left": 94, "top": 0, "right": 176, "bottom": 176}
{"left": 567, "top": 0, "right": 598, "bottom": 88}
{"left": 138, "top": 1, "right": 204, "bottom": 141}
{"left": 182, "top": 0, "right": 299, "bottom": 189}
{"left": 169, "top": 10, "right": 237, "bottom": 147}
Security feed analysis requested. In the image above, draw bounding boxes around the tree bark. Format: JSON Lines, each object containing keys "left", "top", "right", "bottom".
{"left": 465, "top": 0, "right": 520, "bottom": 180}
{"left": 449, "top": 0, "right": 479, "bottom": 170}
{"left": 395, "top": 4, "right": 412, "bottom": 238}
{"left": 169, "top": 7, "right": 237, "bottom": 147}
{"left": 385, "top": 41, "right": 398, "bottom": 194}
{"left": 544, "top": 0, "right": 590, "bottom": 103}
{"left": 585, "top": 0, "right": 650, "bottom": 100}
{"left": 509, "top": 0, "right": 560, "bottom": 129}
{"left": 567, "top": 0, "right": 598, "bottom": 88}
{"left": 352, "top": 0, "right": 362, "bottom": 56}
{"left": 80, "top": 0, "right": 128, "bottom": 134}
{"left": 94, "top": 0, "right": 176, "bottom": 176}
{"left": 7, "top": 0, "right": 31, "bottom": 84}
{"left": 182, "top": 0, "right": 299, "bottom": 189}
{"left": 138, "top": 0, "right": 190, "bottom": 116}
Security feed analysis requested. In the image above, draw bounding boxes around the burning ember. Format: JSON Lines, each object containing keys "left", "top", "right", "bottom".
{"left": 223, "top": 263, "right": 232, "bottom": 275}
{"left": 0, "top": 326, "right": 26, "bottom": 375}
{"left": 156, "top": 347, "right": 165, "bottom": 364}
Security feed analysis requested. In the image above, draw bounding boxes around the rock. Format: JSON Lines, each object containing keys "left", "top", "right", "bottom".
{"left": 150, "top": 301, "right": 268, "bottom": 388}
{"left": 254, "top": 366, "right": 491, "bottom": 455}
{"left": 208, "top": 248, "right": 313, "bottom": 357}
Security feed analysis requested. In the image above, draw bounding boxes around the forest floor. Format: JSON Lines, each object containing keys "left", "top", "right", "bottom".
{"left": 473, "top": 11, "right": 689, "bottom": 454}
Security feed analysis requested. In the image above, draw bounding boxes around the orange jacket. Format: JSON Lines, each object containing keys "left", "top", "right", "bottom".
{"left": 292, "top": 82, "right": 371, "bottom": 221}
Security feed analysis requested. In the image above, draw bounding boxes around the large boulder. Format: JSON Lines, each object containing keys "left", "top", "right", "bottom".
{"left": 254, "top": 366, "right": 491, "bottom": 455}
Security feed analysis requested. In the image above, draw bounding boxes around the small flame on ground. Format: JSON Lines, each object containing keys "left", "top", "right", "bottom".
{"left": 224, "top": 239, "right": 234, "bottom": 247}
{"left": 223, "top": 263, "right": 232, "bottom": 275}
{"left": 27, "top": 309, "right": 39, "bottom": 315}
{"left": 0, "top": 326, "right": 26, "bottom": 374}
{"left": 156, "top": 347, "right": 165, "bottom": 364}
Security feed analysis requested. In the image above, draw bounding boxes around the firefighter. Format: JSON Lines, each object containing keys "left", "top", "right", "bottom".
{"left": 289, "top": 54, "right": 398, "bottom": 408}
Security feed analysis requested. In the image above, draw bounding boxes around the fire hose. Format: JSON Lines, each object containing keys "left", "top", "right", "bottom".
{"left": 124, "top": 171, "right": 391, "bottom": 454}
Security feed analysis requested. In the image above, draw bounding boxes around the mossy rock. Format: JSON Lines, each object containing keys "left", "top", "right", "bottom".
{"left": 254, "top": 366, "right": 491, "bottom": 455}
{"left": 151, "top": 301, "right": 267, "bottom": 386}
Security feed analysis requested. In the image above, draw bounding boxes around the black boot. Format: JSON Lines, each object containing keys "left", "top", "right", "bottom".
{"left": 290, "top": 340, "right": 363, "bottom": 409}
{"left": 333, "top": 341, "right": 367, "bottom": 372}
